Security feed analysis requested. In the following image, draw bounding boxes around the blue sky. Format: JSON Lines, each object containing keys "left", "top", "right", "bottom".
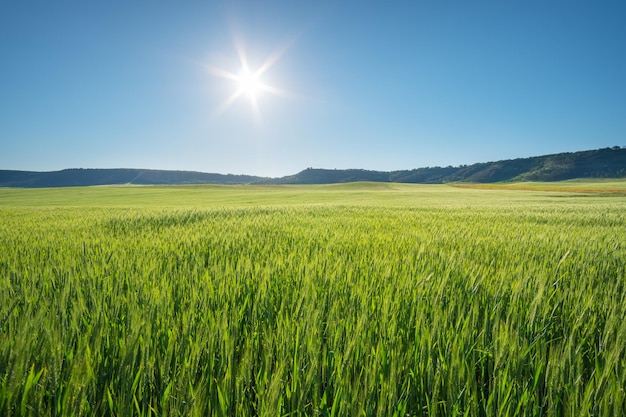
{"left": 1, "top": 1, "right": 625, "bottom": 177}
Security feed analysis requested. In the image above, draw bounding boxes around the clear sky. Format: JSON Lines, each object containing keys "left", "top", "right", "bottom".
{"left": 1, "top": 1, "right": 625, "bottom": 177}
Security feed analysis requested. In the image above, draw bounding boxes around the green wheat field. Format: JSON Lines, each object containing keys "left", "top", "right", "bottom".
{"left": 1, "top": 182, "right": 625, "bottom": 416}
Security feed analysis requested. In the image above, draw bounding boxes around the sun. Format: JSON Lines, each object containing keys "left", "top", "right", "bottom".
{"left": 207, "top": 37, "right": 292, "bottom": 121}
{"left": 236, "top": 68, "right": 262, "bottom": 100}
{"left": 236, "top": 68, "right": 265, "bottom": 101}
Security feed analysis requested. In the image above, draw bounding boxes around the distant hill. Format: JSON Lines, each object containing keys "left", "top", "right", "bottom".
{"left": 1, "top": 147, "right": 625, "bottom": 188}
{"left": 0, "top": 168, "right": 265, "bottom": 188}
{"left": 279, "top": 147, "right": 626, "bottom": 184}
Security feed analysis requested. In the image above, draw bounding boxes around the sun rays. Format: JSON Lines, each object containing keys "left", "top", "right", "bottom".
{"left": 208, "top": 37, "right": 293, "bottom": 122}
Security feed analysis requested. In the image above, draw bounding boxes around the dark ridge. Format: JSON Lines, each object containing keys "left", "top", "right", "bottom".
{"left": 0, "top": 168, "right": 265, "bottom": 188}
{"left": 1, "top": 147, "right": 625, "bottom": 188}
{"left": 277, "top": 147, "right": 626, "bottom": 184}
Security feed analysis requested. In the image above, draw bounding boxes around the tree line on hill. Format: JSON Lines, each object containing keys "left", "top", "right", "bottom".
{"left": 1, "top": 147, "right": 624, "bottom": 188}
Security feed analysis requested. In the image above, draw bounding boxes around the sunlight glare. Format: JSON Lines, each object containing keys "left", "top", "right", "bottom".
{"left": 237, "top": 69, "right": 261, "bottom": 100}
{"left": 208, "top": 35, "right": 295, "bottom": 122}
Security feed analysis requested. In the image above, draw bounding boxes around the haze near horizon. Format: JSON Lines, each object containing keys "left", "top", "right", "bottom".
{"left": 1, "top": 1, "right": 625, "bottom": 177}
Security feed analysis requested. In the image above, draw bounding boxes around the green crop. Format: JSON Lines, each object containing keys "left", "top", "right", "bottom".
{"left": 0, "top": 184, "right": 625, "bottom": 416}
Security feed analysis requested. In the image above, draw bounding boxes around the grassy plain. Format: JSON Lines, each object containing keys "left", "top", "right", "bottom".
{"left": 451, "top": 179, "right": 626, "bottom": 194}
{"left": 1, "top": 182, "right": 625, "bottom": 416}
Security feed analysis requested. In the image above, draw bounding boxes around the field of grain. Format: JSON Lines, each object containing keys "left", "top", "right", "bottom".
{"left": 1, "top": 183, "right": 625, "bottom": 416}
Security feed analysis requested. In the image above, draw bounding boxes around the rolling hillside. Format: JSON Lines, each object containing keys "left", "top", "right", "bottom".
{"left": 1, "top": 147, "right": 624, "bottom": 187}
{"left": 0, "top": 168, "right": 264, "bottom": 188}
{"left": 281, "top": 147, "right": 626, "bottom": 184}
